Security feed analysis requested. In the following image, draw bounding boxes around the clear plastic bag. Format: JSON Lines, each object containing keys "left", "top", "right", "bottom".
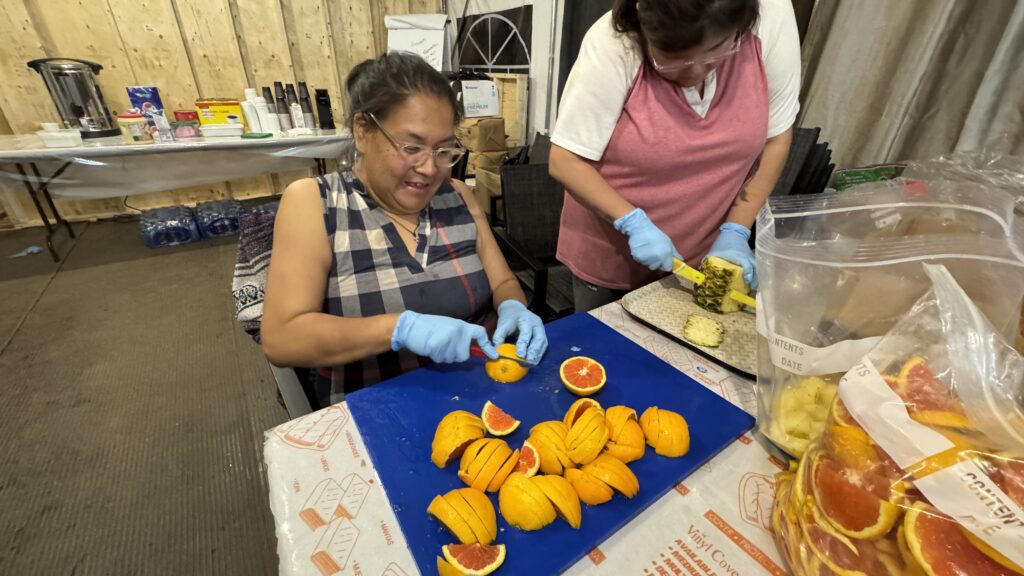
{"left": 903, "top": 150, "right": 1024, "bottom": 354}
{"left": 755, "top": 179, "right": 1024, "bottom": 457}
{"left": 902, "top": 150, "right": 1024, "bottom": 201}
{"left": 771, "top": 264, "right": 1024, "bottom": 575}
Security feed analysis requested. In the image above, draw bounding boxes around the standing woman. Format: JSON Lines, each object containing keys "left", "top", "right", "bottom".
{"left": 260, "top": 53, "right": 546, "bottom": 407}
{"left": 550, "top": 0, "right": 801, "bottom": 310}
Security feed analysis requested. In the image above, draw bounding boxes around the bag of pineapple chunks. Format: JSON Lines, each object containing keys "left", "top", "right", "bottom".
{"left": 771, "top": 264, "right": 1024, "bottom": 575}
{"left": 754, "top": 179, "right": 1024, "bottom": 457}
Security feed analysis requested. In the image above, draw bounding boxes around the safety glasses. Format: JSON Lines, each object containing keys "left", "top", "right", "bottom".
{"left": 648, "top": 37, "right": 743, "bottom": 73}
{"left": 368, "top": 113, "right": 465, "bottom": 168}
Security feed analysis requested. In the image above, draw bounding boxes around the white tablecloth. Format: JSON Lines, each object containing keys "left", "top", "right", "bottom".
{"left": 263, "top": 304, "right": 788, "bottom": 576}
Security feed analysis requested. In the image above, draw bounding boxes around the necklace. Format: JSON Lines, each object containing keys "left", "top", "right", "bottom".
{"left": 385, "top": 212, "right": 419, "bottom": 236}
{"left": 363, "top": 175, "right": 422, "bottom": 237}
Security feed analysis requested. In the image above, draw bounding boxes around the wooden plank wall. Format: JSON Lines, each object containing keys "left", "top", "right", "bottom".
{"left": 0, "top": 0, "right": 442, "bottom": 227}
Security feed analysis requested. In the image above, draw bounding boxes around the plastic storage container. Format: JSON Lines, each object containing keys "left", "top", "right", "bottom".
{"left": 195, "top": 199, "right": 244, "bottom": 238}
{"left": 172, "top": 109, "right": 200, "bottom": 138}
{"left": 200, "top": 124, "right": 244, "bottom": 138}
{"left": 171, "top": 121, "right": 200, "bottom": 139}
{"left": 36, "top": 123, "right": 83, "bottom": 147}
{"left": 173, "top": 109, "right": 199, "bottom": 122}
{"left": 139, "top": 206, "right": 201, "bottom": 248}
{"left": 117, "top": 112, "right": 152, "bottom": 144}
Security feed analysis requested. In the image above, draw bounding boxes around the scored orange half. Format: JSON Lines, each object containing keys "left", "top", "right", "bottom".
{"left": 560, "top": 356, "right": 606, "bottom": 397}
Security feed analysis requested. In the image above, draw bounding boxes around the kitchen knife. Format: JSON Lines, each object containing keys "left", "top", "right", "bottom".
{"left": 469, "top": 345, "right": 536, "bottom": 368}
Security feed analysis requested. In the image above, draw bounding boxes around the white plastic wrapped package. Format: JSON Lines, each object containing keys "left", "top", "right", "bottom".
{"left": 0, "top": 131, "right": 350, "bottom": 200}
{"left": 771, "top": 264, "right": 1024, "bottom": 575}
{"left": 755, "top": 179, "right": 1024, "bottom": 457}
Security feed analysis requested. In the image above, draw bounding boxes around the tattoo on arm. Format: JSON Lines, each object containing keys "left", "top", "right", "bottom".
{"left": 733, "top": 186, "right": 750, "bottom": 206}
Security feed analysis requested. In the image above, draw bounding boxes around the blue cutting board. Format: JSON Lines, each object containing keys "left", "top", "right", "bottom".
{"left": 347, "top": 312, "right": 754, "bottom": 575}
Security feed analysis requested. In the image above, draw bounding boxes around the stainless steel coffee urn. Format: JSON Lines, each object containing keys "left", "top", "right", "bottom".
{"left": 28, "top": 58, "right": 120, "bottom": 139}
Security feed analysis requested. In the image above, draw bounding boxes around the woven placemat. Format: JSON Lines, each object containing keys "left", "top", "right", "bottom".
{"left": 621, "top": 276, "right": 758, "bottom": 377}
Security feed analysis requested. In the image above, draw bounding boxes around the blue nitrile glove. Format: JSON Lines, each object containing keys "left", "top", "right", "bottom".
{"left": 613, "top": 208, "right": 681, "bottom": 272}
{"left": 391, "top": 311, "right": 498, "bottom": 363}
{"left": 706, "top": 222, "right": 758, "bottom": 289}
{"left": 492, "top": 300, "right": 548, "bottom": 364}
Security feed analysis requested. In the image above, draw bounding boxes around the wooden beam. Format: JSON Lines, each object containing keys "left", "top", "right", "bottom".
{"left": 409, "top": 0, "right": 441, "bottom": 14}
{"left": 326, "top": 0, "right": 376, "bottom": 118}
{"left": 107, "top": 0, "right": 199, "bottom": 110}
{"left": 0, "top": 0, "right": 61, "bottom": 133}
{"left": 229, "top": 0, "right": 301, "bottom": 193}
{"left": 174, "top": 0, "right": 272, "bottom": 200}
{"left": 173, "top": 0, "right": 249, "bottom": 97}
{"left": 369, "top": 0, "right": 387, "bottom": 56}
{"left": 280, "top": 0, "right": 344, "bottom": 126}
{"left": 0, "top": 104, "right": 12, "bottom": 135}
{"left": 230, "top": 0, "right": 295, "bottom": 90}
{"left": 383, "top": 0, "right": 411, "bottom": 17}
{"left": 29, "top": 0, "right": 138, "bottom": 114}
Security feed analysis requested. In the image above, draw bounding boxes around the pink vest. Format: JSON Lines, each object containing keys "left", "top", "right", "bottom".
{"left": 557, "top": 34, "right": 770, "bottom": 290}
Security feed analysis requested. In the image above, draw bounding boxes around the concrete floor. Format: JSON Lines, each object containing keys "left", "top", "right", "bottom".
{"left": 0, "top": 220, "right": 286, "bottom": 574}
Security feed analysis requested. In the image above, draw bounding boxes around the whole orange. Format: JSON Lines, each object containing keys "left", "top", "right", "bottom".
{"left": 484, "top": 343, "right": 529, "bottom": 383}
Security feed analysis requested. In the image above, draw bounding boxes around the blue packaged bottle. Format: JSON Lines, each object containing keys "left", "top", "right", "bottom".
{"left": 139, "top": 205, "right": 201, "bottom": 248}
{"left": 195, "top": 199, "right": 244, "bottom": 238}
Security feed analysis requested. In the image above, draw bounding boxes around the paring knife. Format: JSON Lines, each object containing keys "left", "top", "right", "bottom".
{"left": 469, "top": 345, "right": 536, "bottom": 368}
{"left": 673, "top": 258, "right": 757, "bottom": 309}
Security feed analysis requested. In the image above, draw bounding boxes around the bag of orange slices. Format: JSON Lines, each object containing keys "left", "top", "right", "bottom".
{"left": 771, "top": 264, "right": 1024, "bottom": 576}
{"left": 755, "top": 180, "right": 1024, "bottom": 458}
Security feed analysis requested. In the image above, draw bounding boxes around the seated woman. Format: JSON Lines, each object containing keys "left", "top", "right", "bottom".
{"left": 261, "top": 53, "right": 547, "bottom": 407}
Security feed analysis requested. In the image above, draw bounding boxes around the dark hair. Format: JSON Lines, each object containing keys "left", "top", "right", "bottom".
{"left": 344, "top": 52, "right": 462, "bottom": 130}
{"left": 612, "top": 0, "right": 759, "bottom": 52}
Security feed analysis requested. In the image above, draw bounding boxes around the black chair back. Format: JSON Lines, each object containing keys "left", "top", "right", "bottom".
{"left": 451, "top": 150, "right": 469, "bottom": 181}
{"left": 500, "top": 164, "right": 564, "bottom": 260}
{"left": 530, "top": 134, "right": 552, "bottom": 165}
{"left": 771, "top": 127, "right": 818, "bottom": 197}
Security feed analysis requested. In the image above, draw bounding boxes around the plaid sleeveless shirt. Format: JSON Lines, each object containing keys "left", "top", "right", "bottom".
{"left": 314, "top": 170, "right": 493, "bottom": 406}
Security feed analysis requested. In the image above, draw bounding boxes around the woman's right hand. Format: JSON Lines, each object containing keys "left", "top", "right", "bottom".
{"left": 613, "top": 208, "right": 681, "bottom": 272}
{"left": 391, "top": 311, "right": 498, "bottom": 363}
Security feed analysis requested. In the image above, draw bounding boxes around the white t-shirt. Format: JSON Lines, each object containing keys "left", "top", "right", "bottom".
{"left": 552, "top": 0, "right": 802, "bottom": 161}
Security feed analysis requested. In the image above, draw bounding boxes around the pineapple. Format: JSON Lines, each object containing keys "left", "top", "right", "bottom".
{"left": 767, "top": 376, "right": 839, "bottom": 457}
{"left": 683, "top": 315, "right": 725, "bottom": 348}
{"left": 694, "top": 256, "right": 749, "bottom": 314}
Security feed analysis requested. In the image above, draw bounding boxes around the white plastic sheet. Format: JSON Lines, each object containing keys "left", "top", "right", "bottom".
{"left": 0, "top": 132, "right": 350, "bottom": 199}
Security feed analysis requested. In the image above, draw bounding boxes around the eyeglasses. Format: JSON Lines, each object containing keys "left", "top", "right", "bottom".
{"left": 367, "top": 113, "right": 466, "bottom": 168}
{"left": 648, "top": 38, "right": 743, "bottom": 73}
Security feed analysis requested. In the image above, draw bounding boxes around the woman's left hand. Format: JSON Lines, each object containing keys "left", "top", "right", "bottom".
{"left": 706, "top": 223, "right": 758, "bottom": 289}
{"left": 492, "top": 300, "right": 547, "bottom": 364}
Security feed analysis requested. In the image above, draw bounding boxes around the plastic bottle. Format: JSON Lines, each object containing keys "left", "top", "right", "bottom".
{"left": 289, "top": 101, "right": 305, "bottom": 129}
{"left": 253, "top": 97, "right": 275, "bottom": 134}
{"left": 276, "top": 98, "right": 292, "bottom": 130}
{"left": 274, "top": 82, "right": 292, "bottom": 130}
{"left": 298, "top": 81, "right": 315, "bottom": 128}
{"left": 315, "top": 89, "right": 335, "bottom": 129}
{"left": 241, "top": 100, "right": 262, "bottom": 133}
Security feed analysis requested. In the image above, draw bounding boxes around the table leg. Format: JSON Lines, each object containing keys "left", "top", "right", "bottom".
{"left": 15, "top": 163, "right": 59, "bottom": 262}
{"left": 315, "top": 158, "right": 327, "bottom": 176}
{"left": 31, "top": 162, "right": 76, "bottom": 240}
